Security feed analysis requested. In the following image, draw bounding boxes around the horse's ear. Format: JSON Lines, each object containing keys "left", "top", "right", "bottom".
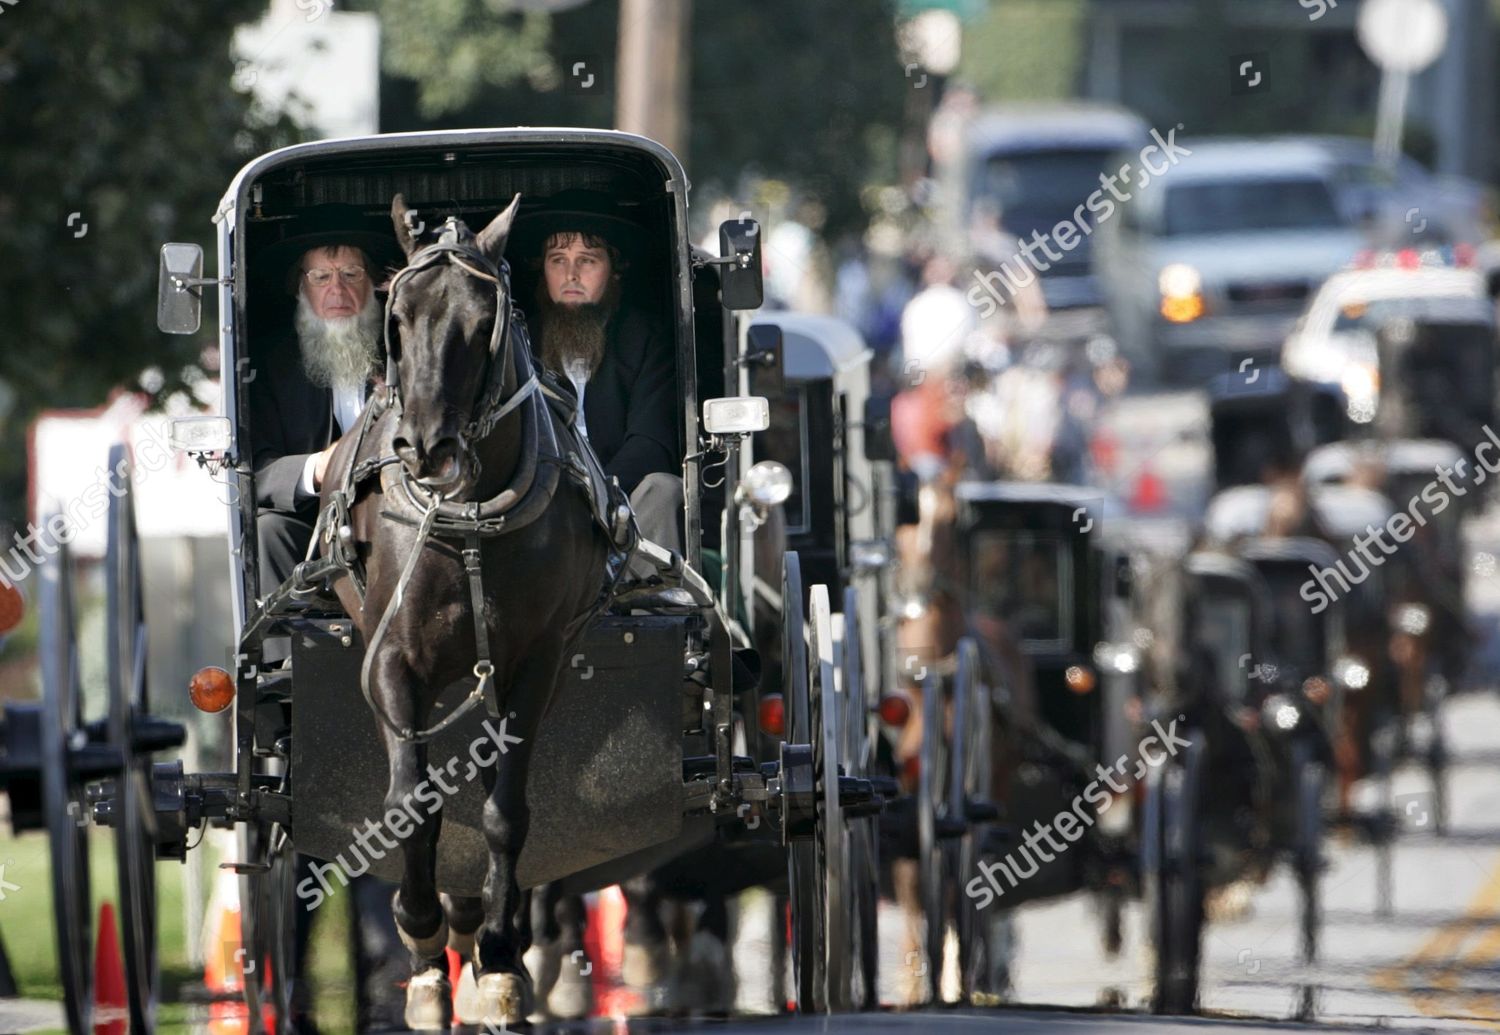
{"left": 476, "top": 193, "right": 522, "bottom": 264}
{"left": 391, "top": 193, "right": 418, "bottom": 258}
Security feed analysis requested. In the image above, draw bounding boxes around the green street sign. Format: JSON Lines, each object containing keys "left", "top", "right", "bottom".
{"left": 897, "top": 0, "right": 987, "bottom": 22}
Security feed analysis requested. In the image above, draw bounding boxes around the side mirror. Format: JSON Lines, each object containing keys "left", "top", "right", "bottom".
{"left": 718, "top": 218, "right": 764, "bottom": 311}
{"left": 744, "top": 323, "right": 785, "bottom": 398}
{"left": 863, "top": 395, "right": 896, "bottom": 462}
{"left": 158, "top": 243, "right": 207, "bottom": 334}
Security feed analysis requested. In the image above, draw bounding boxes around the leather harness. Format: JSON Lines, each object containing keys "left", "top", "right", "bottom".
{"left": 314, "top": 219, "right": 635, "bottom": 744}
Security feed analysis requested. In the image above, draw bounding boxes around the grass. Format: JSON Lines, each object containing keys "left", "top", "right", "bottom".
{"left": 1, "top": 827, "right": 359, "bottom": 1034}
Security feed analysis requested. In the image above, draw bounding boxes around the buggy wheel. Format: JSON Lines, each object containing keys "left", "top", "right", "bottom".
{"left": 916, "top": 663, "right": 950, "bottom": 1004}
{"left": 783, "top": 554, "right": 826, "bottom": 1012}
{"left": 1147, "top": 737, "right": 1205, "bottom": 1015}
{"left": 1291, "top": 738, "right": 1324, "bottom": 963}
{"left": 38, "top": 542, "right": 96, "bottom": 1035}
{"left": 104, "top": 445, "right": 162, "bottom": 1034}
{"left": 1423, "top": 674, "right": 1447, "bottom": 837}
{"left": 839, "top": 586, "right": 880, "bottom": 1010}
{"left": 953, "top": 638, "right": 1002, "bottom": 1003}
{"left": 238, "top": 820, "right": 295, "bottom": 1034}
{"left": 810, "top": 585, "right": 852, "bottom": 1010}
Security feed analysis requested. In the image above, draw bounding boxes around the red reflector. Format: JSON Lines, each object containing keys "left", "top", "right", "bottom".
{"left": 758, "top": 694, "right": 785, "bottom": 736}
{"left": 1396, "top": 249, "right": 1420, "bottom": 269}
{"left": 878, "top": 694, "right": 911, "bottom": 727}
{"left": 1454, "top": 243, "right": 1476, "bottom": 267}
{"left": 0, "top": 581, "right": 22, "bottom": 636}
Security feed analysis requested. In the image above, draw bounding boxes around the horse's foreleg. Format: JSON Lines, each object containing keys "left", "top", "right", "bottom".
{"left": 472, "top": 645, "right": 564, "bottom": 1024}
{"left": 372, "top": 666, "right": 449, "bottom": 1029}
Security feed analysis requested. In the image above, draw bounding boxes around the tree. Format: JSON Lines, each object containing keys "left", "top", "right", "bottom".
{"left": 0, "top": 1, "right": 303, "bottom": 526}
{"left": 354, "top": 0, "right": 909, "bottom": 238}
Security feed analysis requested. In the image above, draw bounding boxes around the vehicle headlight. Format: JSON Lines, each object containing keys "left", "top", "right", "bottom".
{"left": 1340, "top": 362, "right": 1380, "bottom": 424}
{"left": 1262, "top": 693, "right": 1301, "bottom": 732}
{"left": 1158, "top": 264, "right": 1205, "bottom": 323}
{"left": 1396, "top": 603, "right": 1431, "bottom": 637}
{"left": 1335, "top": 655, "right": 1371, "bottom": 691}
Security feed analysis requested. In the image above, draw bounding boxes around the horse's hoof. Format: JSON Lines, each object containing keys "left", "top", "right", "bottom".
{"left": 403, "top": 968, "right": 453, "bottom": 1031}
{"left": 521, "top": 943, "right": 560, "bottom": 1020}
{"left": 453, "top": 962, "right": 482, "bottom": 1026}
{"left": 476, "top": 971, "right": 532, "bottom": 1026}
{"left": 621, "top": 941, "right": 670, "bottom": 988}
{"left": 546, "top": 949, "right": 595, "bottom": 1020}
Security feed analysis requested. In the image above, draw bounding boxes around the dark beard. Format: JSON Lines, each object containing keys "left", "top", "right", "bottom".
{"left": 535, "top": 280, "right": 621, "bottom": 378}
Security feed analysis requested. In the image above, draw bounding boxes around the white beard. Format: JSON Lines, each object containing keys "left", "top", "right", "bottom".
{"left": 295, "top": 292, "right": 382, "bottom": 392}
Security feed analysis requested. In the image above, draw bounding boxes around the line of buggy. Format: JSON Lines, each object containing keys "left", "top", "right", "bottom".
{"left": 0, "top": 126, "right": 1483, "bottom": 1032}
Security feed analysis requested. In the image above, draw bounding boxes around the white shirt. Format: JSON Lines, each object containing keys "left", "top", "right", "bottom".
{"left": 299, "top": 382, "right": 366, "bottom": 495}
{"left": 564, "top": 358, "right": 591, "bottom": 440}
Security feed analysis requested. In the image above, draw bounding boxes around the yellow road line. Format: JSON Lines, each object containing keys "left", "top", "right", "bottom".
{"left": 1376, "top": 851, "right": 1500, "bottom": 1029}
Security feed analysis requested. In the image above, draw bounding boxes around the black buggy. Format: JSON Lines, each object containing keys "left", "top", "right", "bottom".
{"left": 0, "top": 129, "right": 889, "bottom": 1033}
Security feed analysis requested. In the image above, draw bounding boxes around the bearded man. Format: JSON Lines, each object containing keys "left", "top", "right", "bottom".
{"left": 249, "top": 204, "right": 399, "bottom": 592}
{"left": 518, "top": 189, "right": 682, "bottom": 559}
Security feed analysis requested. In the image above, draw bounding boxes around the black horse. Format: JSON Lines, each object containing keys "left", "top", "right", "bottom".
{"left": 324, "top": 194, "right": 615, "bottom": 1028}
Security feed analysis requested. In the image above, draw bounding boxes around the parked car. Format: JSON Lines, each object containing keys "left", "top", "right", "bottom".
{"left": 1094, "top": 138, "right": 1365, "bottom": 385}
{"left": 964, "top": 104, "right": 1147, "bottom": 313}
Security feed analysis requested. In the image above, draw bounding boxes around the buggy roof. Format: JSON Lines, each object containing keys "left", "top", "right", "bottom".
{"left": 1304, "top": 439, "right": 1464, "bottom": 484}
{"left": 750, "top": 312, "right": 872, "bottom": 380}
{"left": 956, "top": 480, "right": 1116, "bottom": 512}
{"left": 1204, "top": 483, "right": 1395, "bottom": 542}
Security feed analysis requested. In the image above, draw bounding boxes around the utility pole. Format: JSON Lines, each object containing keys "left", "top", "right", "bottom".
{"left": 615, "top": 0, "right": 690, "bottom": 154}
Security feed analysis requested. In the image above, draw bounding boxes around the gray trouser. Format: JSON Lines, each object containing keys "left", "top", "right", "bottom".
{"left": 630, "top": 471, "right": 684, "bottom": 555}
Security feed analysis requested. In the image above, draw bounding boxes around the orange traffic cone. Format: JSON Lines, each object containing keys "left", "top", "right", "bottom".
{"left": 203, "top": 865, "right": 250, "bottom": 1035}
{"left": 94, "top": 902, "right": 127, "bottom": 1035}
{"left": 1131, "top": 466, "right": 1167, "bottom": 512}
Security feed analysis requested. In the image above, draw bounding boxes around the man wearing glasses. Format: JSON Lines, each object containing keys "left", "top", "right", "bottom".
{"left": 249, "top": 204, "right": 401, "bottom": 600}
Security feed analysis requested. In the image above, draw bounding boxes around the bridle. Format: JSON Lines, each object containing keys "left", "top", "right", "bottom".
{"left": 382, "top": 216, "right": 539, "bottom": 491}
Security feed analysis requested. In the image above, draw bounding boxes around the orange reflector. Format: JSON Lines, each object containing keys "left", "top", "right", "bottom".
{"left": 1064, "top": 665, "right": 1096, "bottom": 694}
{"left": 1302, "top": 676, "right": 1330, "bottom": 706}
{"left": 877, "top": 694, "right": 912, "bottom": 727}
{"left": 190, "top": 666, "right": 236, "bottom": 713}
{"left": 758, "top": 694, "right": 785, "bottom": 737}
{"left": 1159, "top": 294, "right": 1204, "bottom": 323}
{"left": 0, "top": 581, "right": 22, "bottom": 636}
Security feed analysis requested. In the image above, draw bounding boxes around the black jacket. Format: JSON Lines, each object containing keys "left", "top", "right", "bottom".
{"left": 248, "top": 333, "right": 340, "bottom": 518}
{"left": 531, "top": 305, "right": 678, "bottom": 495}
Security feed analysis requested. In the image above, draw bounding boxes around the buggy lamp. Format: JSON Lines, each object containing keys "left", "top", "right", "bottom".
{"left": 0, "top": 581, "right": 22, "bottom": 636}
{"left": 737, "top": 461, "right": 793, "bottom": 508}
{"left": 1064, "top": 665, "right": 1097, "bottom": 694}
{"left": 1334, "top": 655, "right": 1371, "bottom": 691}
{"left": 1158, "top": 264, "right": 1205, "bottom": 323}
{"left": 1396, "top": 603, "right": 1431, "bottom": 636}
{"left": 1263, "top": 694, "right": 1301, "bottom": 732}
{"left": 189, "top": 666, "right": 235, "bottom": 713}
{"left": 169, "top": 416, "right": 232, "bottom": 454}
{"left": 703, "top": 396, "right": 769, "bottom": 436}
{"left": 850, "top": 539, "right": 893, "bottom": 572}
{"left": 758, "top": 693, "right": 785, "bottom": 736}
{"left": 877, "top": 693, "right": 912, "bottom": 728}
{"left": 1093, "top": 641, "right": 1140, "bottom": 674}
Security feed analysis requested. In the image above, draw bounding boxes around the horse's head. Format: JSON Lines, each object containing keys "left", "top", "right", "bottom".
{"left": 386, "top": 192, "right": 522, "bottom": 494}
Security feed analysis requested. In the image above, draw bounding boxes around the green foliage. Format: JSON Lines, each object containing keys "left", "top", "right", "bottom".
{"left": 0, "top": 1, "right": 303, "bottom": 526}
{"left": 372, "top": 0, "right": 554, "bottom": 119}
{"left": 959, "top": 0, "right": 1088, "bottom": 103}
{"left": 354, "top": 0, "right": 909, "bottom": 237}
